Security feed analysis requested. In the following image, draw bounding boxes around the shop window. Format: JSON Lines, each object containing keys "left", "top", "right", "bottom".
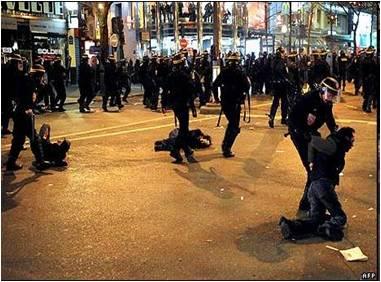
{"left": 115, "top": 3, "right": 122, "bottom": 17}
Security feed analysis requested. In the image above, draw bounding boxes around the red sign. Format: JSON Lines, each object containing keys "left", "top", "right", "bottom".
{"left": 180, "top": 38, "right": 188, "bottom": 48}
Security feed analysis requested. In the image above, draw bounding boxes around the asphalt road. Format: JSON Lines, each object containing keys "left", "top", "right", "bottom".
{"left": 1, "top": 89, "right": 378, "bottom": 280}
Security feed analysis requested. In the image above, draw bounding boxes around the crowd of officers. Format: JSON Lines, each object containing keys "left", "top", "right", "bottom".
{"left": 1, "top": 45, "right": 377, "bottom": 243}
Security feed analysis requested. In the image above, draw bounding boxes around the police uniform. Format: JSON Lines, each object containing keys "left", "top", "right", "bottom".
{"left": 5, "top": 63, "right": 50, "bottom": 171}
{"left": 337, "top": 51, "right": 349, "bottom": 91}
{"left": 103, "top": 56, "right": 122, "bottom": 111}
{"left": 78, "top": 55, "right": 94, "bottom": 113}
{"left": 309, "top": 50, "right": 331, "bottom": 87}
{"left": 287, "top": 77, "right": 339, "bottom": 213}
{"left": 268, "top": 47, "right": 289, "bottom": 128}
{"left": 361, "top": 47, "right": 377, "bottom": 113}
{"left": 280, "top": 127, "right": 355, "bottom": 241}
{"left": 213, "top": 52, "right": 250, "bottom": 158}
{"left": 1, "top": 56, "right": 19, "bottom": 135}
{"left": 199, "top": 52, "right": 213, "bottom": 106}
{"left": 167, "top": 53, "right": 198, "bottom": 163}
{"left": 139, "top": 56, "right": 155, "bottom": 108}
{"left": 51, "top": 58, "right": 67, "bottom": 111}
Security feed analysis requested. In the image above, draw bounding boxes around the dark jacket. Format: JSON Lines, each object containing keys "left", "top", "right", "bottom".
{"left": 167, "top": 66, "right": 196, "bottom": 110}
{"left": 308, "top": 134, "right": 346, "bottom": 185}
{"left": 213, "top": 65, "right": 250, "bottom": 105}
{"left": 288, "top": 88, "right": 337, "bottom": 134}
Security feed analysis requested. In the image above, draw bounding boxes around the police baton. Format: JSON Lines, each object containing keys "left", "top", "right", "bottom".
{"left": 243, "top": 92, "right": 251, "bottom": 123}
{"left": 216, "top": 107, "right": 223, "bottom": 127}
{"left": 31, "top": 112, "right": 36, "bottom": 143}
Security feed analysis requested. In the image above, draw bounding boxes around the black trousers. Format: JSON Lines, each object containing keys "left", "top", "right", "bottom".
{"left": 269, "top": 85, "right": 288, "bottom": 120}
{"left": 222, "top": 103, "right": 241, "bottom": 152}
{"left": 1, "top": 98, "right": 13, "bottom": 132}
{"left": 290, "top": 130, "right": 311, "bottom": 211}
{"left": 173, "top": 107, "right": 193, "bottom": 157}
{"left": 338, "top": 72, "right": 346, "bottom": 90}
{"left": 53, "top": 82, "right": 66, "bottom": 108}
{"left": 8, "top": 113, "right": 38, "bottom": 162}
{"left": 282, "top": 179, "right": 346, "bottom": 240}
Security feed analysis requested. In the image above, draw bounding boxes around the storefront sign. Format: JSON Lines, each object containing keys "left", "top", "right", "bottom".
{"left": 1, "top": 16, "right": 17, "bottom": 30}
{"left": 2, "top": 47, "right": 13, "bottom": 54}
{"left": 30, "top": 19, "right": 66, "bottom": 34}
{"left": 2, "top": 2, "right": 64, "bottom": 16}
{"left": 37, "top": 48, "right": 63, "bottom": 55}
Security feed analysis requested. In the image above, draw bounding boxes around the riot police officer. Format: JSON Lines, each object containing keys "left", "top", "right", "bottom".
{"left": 213, "top": 52, "right": 250, "bottom": 158}
{"left": 287, "top": 77, "right": 339, "bottom": 216}
{"left": 337, "top": 50, "right": 349, "bottom": 92}
{"left": 309, "top": 49, "right": 331, "bottom": 87}
{"left": 361, "top": 46, "right": 377, "bottom": 113}
{"left": 268, "top": 47, "right": 289, "bottom": 128}
{"left": 139, "top": 56, "right": 155, "bottom": 108}
{"left": 1, "top": 55, "right": 19, "bottom": 135}
{"left": 199, "top": 51, "right": 213, "bottom": 106}
{"left": 103, "top": 55, "right": 122, "bottom": 111}
{"left": 5, "top": 62, "right": 50, "bottom": 171}
{"left": 51, "top": 56, "right": 67, "bottom": 111}
{"left": 167, "top": 53, "right": 198, "bottom": 164}
{"left": 78, "top": 54, "right": 94, "bottom": 113}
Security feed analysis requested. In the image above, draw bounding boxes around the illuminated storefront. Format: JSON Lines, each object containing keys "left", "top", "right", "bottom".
{"left": 1, "top": 2, "right": 67, "bottom": 65}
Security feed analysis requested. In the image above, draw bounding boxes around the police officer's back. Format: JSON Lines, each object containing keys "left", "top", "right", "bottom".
{"left": 213, "top": 52, "right": 250, "bottom": 157}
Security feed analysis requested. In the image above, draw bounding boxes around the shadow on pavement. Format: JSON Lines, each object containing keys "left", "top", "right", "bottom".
{"left": 236, "top": 221, "right": 290, "bottom": 263}
{"left": 1, "top": 169, "right": 51, "bottom": 212}
{"left": 173, "top": 163, "right": 251, "bottom": 199}
{"left": 243, "top": 128, "right": 285, "bottom": 179}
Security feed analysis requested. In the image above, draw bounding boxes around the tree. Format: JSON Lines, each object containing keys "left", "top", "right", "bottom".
{"left": 306, "top": 3, "right": 317, "bottom": 55}
{"left": 335, "top": 2, "right": 369, "bottom": 54}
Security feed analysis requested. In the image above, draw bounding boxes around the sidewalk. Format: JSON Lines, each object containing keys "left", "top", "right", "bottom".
{"left": 64, "top": 84, "right": 144, "bottom": 105}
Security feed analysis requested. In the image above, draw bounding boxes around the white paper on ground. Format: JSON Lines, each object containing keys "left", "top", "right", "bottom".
{"left": 326, "top": 245, "right": 368, "bottom": 262}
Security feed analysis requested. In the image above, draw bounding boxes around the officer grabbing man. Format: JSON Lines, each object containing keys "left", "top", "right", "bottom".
{"left": 279, "top": 127, "right": 355, "bottom": 241}
{"left": 287, "top": 77, "right": 339, "bottom": 217}
{"left": 213, "top": 52, "right": 250, "bottom": 158}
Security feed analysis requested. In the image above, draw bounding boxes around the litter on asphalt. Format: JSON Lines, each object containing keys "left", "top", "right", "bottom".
{"left": 326, "top": 246, "right": 368, "bottom": 262}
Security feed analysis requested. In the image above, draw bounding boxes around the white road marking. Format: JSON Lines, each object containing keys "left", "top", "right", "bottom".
{"left": 1, "top": 116, "right": 218, "bottom": 149}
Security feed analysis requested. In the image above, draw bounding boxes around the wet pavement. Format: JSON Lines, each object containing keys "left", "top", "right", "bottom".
{"left": 1, "top": 85, "right": 378, "bottom": 280}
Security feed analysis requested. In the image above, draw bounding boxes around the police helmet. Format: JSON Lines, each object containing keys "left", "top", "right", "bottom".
{"left": 226, "top": 52, "right": 240, "bottom": 62}
{"left": 172, "top": 53, "right": 185, "bottom": 65}
{"left": 320, "top": 77, "right": 340, "bottom": 96}
{"left": 366, "top": 46, "right": 375, "bottom": 55}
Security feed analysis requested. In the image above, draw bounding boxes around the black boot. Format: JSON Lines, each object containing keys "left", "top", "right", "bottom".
{"left": 268, "top": 114, "right": 274, "bottom": 128}
{"left": 222, "top": 128, "right": 240, "bottom": 158}
{"left": 5, "top": 158, "right": 23, "bottom": 171}
{"left": 170, "top": 150, "right": 183, "bottom": 164}
{"left": 279, "top": 216, "right": 317, "bottom": 240}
